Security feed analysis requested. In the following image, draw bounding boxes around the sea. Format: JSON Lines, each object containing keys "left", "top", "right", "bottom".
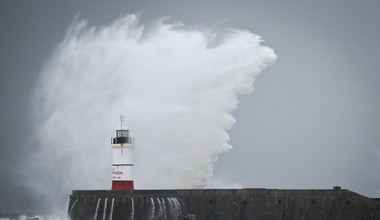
{"left": 0, "top": 214, "right": 63, "bottom": 220}
{"left": 0, "top": 214, "right": 44, "bottom": 220}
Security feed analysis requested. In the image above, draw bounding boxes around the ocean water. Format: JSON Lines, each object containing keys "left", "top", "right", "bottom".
{"left": 0, "top": 214, "right": 62, "bottom": 220}
{"left": 0, "top": 214, "right": 45, "bottom": 220}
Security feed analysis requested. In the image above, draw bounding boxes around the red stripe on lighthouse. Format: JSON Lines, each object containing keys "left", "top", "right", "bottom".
{"left": 112, "top": 181, "right": 134, "bottom": 190}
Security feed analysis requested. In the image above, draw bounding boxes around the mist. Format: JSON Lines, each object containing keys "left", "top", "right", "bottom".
{"left": 28, "top": 14, "right": 276, "bottom": 214}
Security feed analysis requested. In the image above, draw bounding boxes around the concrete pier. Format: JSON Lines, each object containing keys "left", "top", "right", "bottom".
{"left": 68, "top": 188, "right": 380, "bottom": 220}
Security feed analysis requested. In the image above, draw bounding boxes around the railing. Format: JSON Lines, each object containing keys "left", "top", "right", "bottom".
{"left": 112, "top": 137, "right": 134, "bottom": 144}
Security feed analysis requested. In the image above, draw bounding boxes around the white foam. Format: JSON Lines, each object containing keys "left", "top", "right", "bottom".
{"left": 29, "top": 14, "right": 276, "bottom": 212}
{"left": 94, "top": 198, "right": 101, "bottom": 220}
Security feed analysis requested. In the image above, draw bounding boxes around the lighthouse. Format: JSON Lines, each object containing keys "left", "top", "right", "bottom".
{"left": 111, "top": 117, "right": 134, "bottom": 190}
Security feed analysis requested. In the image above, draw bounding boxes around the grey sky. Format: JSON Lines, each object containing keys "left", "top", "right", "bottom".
{"left": 1, "top": 0, "right": 380, "bottom": 214}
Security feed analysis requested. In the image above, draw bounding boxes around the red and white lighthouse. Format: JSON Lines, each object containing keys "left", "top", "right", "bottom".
{"left": 111, "top": 117, "right": 134, "bottom": 190}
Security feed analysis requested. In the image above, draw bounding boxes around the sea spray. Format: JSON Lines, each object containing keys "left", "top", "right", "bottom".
{"left": 161, "top": 198, "right": 167, "bottom": 219}
{"left": 109, "top": 198, "right": 115, "bottom": 220}
{"left": 150, "top": 197, "right": 156, "bottom": 220}
{"left": 68, "top": 199, "right": 78, "bottom": 216}
{"left": 156, "top": 198, "right": 163, "bottom": 218}
{"left": 130, "top": 197, "right": 134, "bottom": 220}
{"left": 29, "top": 14, "right": 276, "bottom": 213}
{"left": 102, "top": 198, "right": 108, "bottom": 220}
{"left": 94, "top": 198, "right": 101, "bottom": 220}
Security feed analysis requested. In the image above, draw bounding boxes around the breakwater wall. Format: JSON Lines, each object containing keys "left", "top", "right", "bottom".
{"left": 68, "top": 188, "right": 380, "bottom": 220}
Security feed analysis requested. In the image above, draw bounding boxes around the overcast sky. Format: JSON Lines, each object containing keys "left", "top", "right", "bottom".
{"left": 1, "top": 0, "right": 380, "bottom": 214}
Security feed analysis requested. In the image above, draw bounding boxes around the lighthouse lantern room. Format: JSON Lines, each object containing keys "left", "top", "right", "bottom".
{"left": 111, "top": 116, "right": 134, "bottom": 190}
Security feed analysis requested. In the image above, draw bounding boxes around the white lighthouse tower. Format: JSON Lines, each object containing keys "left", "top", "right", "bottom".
{"left": 111, "top": 116, "right": 134, "bottom": 190}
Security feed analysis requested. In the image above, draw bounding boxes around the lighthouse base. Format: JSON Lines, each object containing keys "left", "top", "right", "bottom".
{"left": 111, "top": 181, "right": 134, "bottom": 190}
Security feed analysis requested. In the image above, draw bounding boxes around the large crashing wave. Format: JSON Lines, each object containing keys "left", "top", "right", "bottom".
{"left": 29, "top": 14, "right": 276, "bottom": 212}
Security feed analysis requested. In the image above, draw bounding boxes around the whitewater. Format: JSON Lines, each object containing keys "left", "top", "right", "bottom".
{"left": 27, "top": 14, "right": 276, "bottom": 216}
